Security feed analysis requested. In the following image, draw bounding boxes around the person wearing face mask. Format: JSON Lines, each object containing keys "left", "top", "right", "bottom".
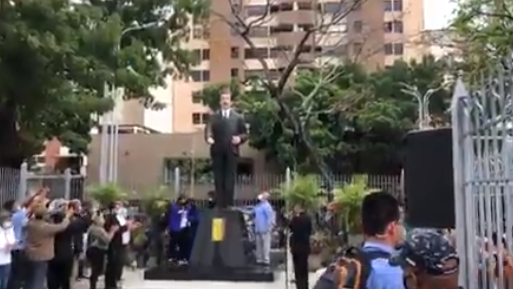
{"left": 167, "top": 195, "right": 194, "bottom": 265}
{"left": 389, "top": 229, "right": 461, "bottom": 289}
{"left": 0, "top": 211, "right": 15, "bottom": 289}
{"left": 104, "top": 202, "right": 129, "bottom": 289}
{"left": 87, "top": 212, "right": 119, "bottom": 289}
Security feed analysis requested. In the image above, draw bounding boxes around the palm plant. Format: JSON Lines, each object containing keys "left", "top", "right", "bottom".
{"left": 276, "top": 174, "right": 320, "bottom": 211}
{"left": 87, "top": 183, "right": 127, "bottom": 208}
{"left": 332, "top": 175, "right": 379, "bottom": 235}
{"left": 141, "top": 186, "right": 171, "bottom": 217}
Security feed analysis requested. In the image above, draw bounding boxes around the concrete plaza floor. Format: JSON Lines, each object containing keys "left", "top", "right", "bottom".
{"left": 80, "top": 269, "right": 318, "bottom": 289}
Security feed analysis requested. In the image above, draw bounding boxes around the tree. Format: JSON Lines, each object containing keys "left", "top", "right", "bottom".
{"left": 0, "top": 0, "right": 207, "bottom": 168}
{"left": 198, "top": 56, "right": 451, "bottom": 174}
{"left": 205, "top": 0, "right": 394, "bottom": 183}
{"left": 451, "top": 0, "right": 513, "bottom": 73}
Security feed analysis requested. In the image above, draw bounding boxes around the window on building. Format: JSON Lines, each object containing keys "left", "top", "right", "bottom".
{"left": 298, "top": 24, "right": 314, "bottom": 32}
{"left": 246, "top": 5, "right": 267, "bottom": 16}
{"left": 192, "top": 26, "right": 207, "bottom": 39}
{"left": 202, "top": 49, "right": 210, "bottom": 60}
{"left": 297, "top": 2, "right": 313, "bottom": 10}
{"left": 384, "top": 0, "right": 402, "bottom": 11}
{"left": 192, "top": 113, "right": 201, "bottom": 124}
{"left": 384, "top": 21, "right": 403, "bottom": 33}
{"left": 231, "top": 68, "right": 239, "bottom": 78}
{"left": 245, "top": 48, "right": 268, "bottom": 59}
{"left": 393, "top": 43, "right": 404, "bottom": 55}
{"left": 192, "top": 91, "right": 202, "bottom": 103}
{"left": 201, "top": 113, "right": 210, "bottom": 124}
{"left": 353, "top": 20, "right": 363, "bottom": 33}
{"left": 249, "top": 26, "right": 269, "bottom": 38}
{"left": 384, "top": 43, "right": 393, "bottom": 55}
{"left": 323, "top": 2, "right": 345, "bottom": 14}
{"left": 270, "top": 24, "right": 293, "bottom": 34}
{"left": 278, "top": 3, "right": 293, "bottom": 11}
{"left": 270, "top": 46, "right": 291, "bottom": 58}
{"left": 392, "top": 0, "right": 402, "bottom": 11}
{"left": 384, "top": 43, "right": 403, "bottom": 55}
{"left": 231, "top": 47, "right": 239, "bottom": 58}
{"left": 190, "top": 70, "right": 210, "bottom": 82}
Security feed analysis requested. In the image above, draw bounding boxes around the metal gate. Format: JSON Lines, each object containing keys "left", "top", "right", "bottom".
{"left": 452, "top": 71, "right": 513, "bottom": 289}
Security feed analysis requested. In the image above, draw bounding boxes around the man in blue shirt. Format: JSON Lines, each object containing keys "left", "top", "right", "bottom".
{"left": 4, "top": 199, "right": 28, "bottom": 289}
{"left": 253, "top": 192, "right": 275, "bottom": 266}
{"left": 360, "top": 192, "right": 405, "bottom": 289}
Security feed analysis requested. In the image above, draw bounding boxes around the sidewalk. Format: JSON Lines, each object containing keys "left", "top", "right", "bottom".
{"left": 75, "top": 269, "right": 318, "bottom": 289}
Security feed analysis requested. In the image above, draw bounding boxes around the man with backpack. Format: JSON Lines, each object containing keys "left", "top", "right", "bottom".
{"left": 389, "top": 228, "right": 461, "bottom": 289}
{"left": 313, "top": 191, "right": 405, "bottom": 289}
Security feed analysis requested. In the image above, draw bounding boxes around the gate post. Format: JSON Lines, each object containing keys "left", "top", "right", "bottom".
{"left": 18, "top": 163, "right": 28, "bottom": 202}
{"left": 64, "top": 168, "right": 72, "bottom": 199}
{"left": 174, "top": 167, "right": 180, "bottom": 198}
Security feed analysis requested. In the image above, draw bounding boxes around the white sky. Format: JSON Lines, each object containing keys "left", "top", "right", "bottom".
{"left": 424, "top": 0, "right": 457, "bottom": 30}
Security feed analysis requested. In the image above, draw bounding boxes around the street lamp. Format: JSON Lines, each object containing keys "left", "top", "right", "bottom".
{"left": 99, "top": 20, "right": 165, "bottom": 184}
{"left": 400, "top": 82, "right": 452, "bottom": 130}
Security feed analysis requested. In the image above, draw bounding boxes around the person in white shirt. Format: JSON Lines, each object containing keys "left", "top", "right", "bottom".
{"left": 0, "top": 211, "right": 15, "bottom": 289}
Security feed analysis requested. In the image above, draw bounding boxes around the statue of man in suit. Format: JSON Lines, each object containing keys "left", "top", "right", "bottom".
{"left": 204, "top": 90, "right": 247, "bottom": 208}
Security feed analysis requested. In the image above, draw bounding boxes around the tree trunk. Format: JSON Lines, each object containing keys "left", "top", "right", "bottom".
{"left": 0, "top": 100, "right": 24, "bottom": 168}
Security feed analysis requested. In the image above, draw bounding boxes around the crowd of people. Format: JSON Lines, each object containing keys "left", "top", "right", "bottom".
{"left": 0, "top": 187, "right": 139, "bottom": 289}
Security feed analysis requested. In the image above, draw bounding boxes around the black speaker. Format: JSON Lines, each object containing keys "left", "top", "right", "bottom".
{"left": 403, "top": 128, "right": 455, "bottom": 229}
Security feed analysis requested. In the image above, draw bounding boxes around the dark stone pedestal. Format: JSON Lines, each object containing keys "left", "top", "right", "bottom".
{"left": 144, "top": 208, "right": 275, "bottom": 282}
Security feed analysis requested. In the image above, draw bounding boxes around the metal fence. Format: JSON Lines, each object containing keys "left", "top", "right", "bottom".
{"left": 156, "top": 167, "right": 401, "bottom": 200}
{"left": 452, "top": 73, "right": 513, "bottom": 289}
{"left": 0, "top": 163, "right": 85, "bottom": 205}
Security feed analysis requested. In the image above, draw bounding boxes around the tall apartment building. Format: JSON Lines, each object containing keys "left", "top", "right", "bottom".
{"left": 170, "top": 0, "right": 425, "bottom": 133}
{"left": 104, "top": 0, "right": 424, "bottom": 134}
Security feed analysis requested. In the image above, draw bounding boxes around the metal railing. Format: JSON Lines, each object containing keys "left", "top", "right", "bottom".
{"left": 118, "top": 167, "right": 401, "bottom": 200}
{"left": 0, "top": 163, "right": 85, "bottom": 205}
{"left": 452, "top": 72, "right": 513, "bottom": 289}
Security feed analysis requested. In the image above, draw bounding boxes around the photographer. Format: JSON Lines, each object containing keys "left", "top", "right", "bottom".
{"left": 47, "top": 200, "right": 91, "bottom": 289}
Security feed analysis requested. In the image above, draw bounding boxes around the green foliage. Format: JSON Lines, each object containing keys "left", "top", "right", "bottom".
{"left": 198, "top": 56, "right": 451, "bottom": 174}
{"left": 141, "top": 186, "right": 170, "bottom": 216}
{"left": 87, "top": 183, "right": 126, "bottom": 207}
{"left": 276, "top": 174, "right": 320, "bottom": 211}
{"left": 451, "top": 0, "right": 513, "bottom": 74}
{"left": 332, "top": 175, "right": 379, "bottom": 234}
{"left": 0, "top": 0, "right": 207, "bottom": 167}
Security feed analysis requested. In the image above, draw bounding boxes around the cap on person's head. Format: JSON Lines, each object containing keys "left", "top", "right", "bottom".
{"left": 390, "top": 228, "right": 459, "bottom": 275}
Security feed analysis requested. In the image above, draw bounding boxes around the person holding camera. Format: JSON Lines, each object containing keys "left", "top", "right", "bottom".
{"left": 25, "top": 204, "right": 72, "bottom": 289}
{"left": 47, "top": 200, "right": 91, "bottom": 289}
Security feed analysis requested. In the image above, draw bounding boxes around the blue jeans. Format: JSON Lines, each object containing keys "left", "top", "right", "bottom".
{"left": 0, "top": 264, "right": 10, "bottom": 289}
{"left": 27, "top": 261, "right": 47, "bottom": 289}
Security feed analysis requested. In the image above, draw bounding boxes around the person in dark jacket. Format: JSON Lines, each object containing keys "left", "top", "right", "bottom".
{"left": 104, "top": 202, "right": 129, "bottom": 289}
{"left": 46, "top": 201, "right": 91, "bottom": 289}
{"left": 288, "top": 203, "right": 312, "bottom": 289}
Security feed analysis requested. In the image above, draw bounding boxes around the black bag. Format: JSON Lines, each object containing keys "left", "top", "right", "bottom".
{"left": 312, "top": 247, "right": 391, "bottom": 289}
